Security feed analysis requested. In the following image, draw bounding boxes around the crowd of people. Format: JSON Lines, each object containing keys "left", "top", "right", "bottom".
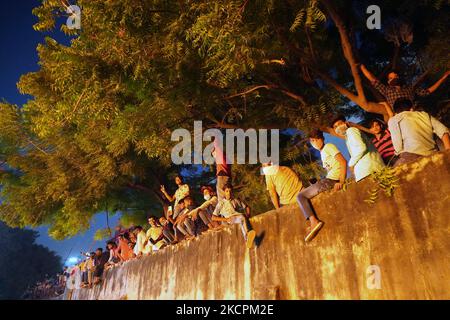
{"left": 22, "top": 275, "right": 66, "bottom": 299}
{"left": 34, "top": 66, "right": 449, "bottom": 298}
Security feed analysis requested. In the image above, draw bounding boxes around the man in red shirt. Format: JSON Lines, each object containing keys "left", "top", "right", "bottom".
{"left": 212, "top": 138, "right": 232, "bottom": 201}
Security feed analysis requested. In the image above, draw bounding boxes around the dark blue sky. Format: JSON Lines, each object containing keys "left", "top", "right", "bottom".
{"left": 0, "top": 1, "right": 120, "bottom": 266}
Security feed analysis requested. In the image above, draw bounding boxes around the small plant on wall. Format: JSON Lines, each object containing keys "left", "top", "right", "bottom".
{"left": 364, "top": 167, "right": 400, "bottom": 205}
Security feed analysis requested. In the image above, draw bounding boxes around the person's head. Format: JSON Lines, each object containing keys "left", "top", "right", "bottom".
{"left": 223, "top": 183, "right": 233, "bottom": 200}
{"left": 330, "top": 114, "right": 348, "bottom": 136}
{"left": 133, "top": 226, "right": 143, "bottom": 234}
{"left": 261, "top": 162, "right": 280, "bottom": 176}
{"left": 387, "top": 71, "right": 401, "bottom": 86}
{"left": 183, "top": 196, "right": 193, "bottom": 207}
{"left": 393, "top": 98, "right": 414, "bottom": 114}
{"left": 368, "top": 118, "right": 386, "bottom": 135}
{"left": 309, "top": 129, "right": 325, "bottom": 150}
{"left": 90, "top": 252, "right": 95, "bottom": 258}
{"left": 200, "top": 186, "right": 215, "bottom": 201}
{"left": 147, "top": 216, "right": 157, "bottom": 227}
{"left": 175, "top": 175, "right": 183, "bottom": 186}
{"left": 106, "top": 241, "right": 116, "bottom": 250}
{"left": 159, "top": 216, "right": 168, "bottom": 226}
{"left": 95, "top": 248, "right": 103, "bottom": 256}
{"left": 115, "top": 225, "right": 122, "bottom": 232}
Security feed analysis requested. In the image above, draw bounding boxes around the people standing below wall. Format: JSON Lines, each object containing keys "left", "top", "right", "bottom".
{"left": 160, "top": 175, "right": 191, "bottom": 220}
{"left": 348, "top": 118, "right": 397, "bottom": 166}
{"left": 296, "top": 129, "right": 348, "bottom": 242}
{"left": 212, "top": 184, "right": 256, "bottom": 249}
{"left": 388, "top": 99, "right": 450, "bottom": 166}
{"left": 331, "top": 114, "right": 385, "bottom": 182}
{"left": 262, "top": 163, "right": 303, "bottom": 209}
{"left": 86, "top": 252, "right": 95, "bottom": 288}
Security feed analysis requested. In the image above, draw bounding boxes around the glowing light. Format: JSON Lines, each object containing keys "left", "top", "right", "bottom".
{"left": 67, "top": 257, "right": 79, "bottom": 265}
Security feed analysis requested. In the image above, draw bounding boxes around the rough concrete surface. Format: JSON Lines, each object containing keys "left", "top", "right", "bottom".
{"left": 69, "top": 151, "right": 450, "bottom": 300}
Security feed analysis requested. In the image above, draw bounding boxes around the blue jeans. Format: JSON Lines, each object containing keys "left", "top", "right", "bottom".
{"left": 296, "top": 179, "right": 337, "bottom": 220}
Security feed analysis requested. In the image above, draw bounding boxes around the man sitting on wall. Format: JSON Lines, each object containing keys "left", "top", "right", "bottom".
{"left": 93, "top": 247, "right": 110, "bottom": 285}
{"left": 145, "top": 216, "right": 166, "bottom": 252}
{"left": 159, "top": 216, "right": 176, "bottom": 245}
{"left": 388, "top": 98, "right": 450, "bottom": 166}
{"left": 262, "top": 163, "right": 303, "bottom": 209}
{"left": 331, "top": 114, "right": 385, "bottom": 182}
{"left": 185, "top": 186, "right": 220, "bottom": 231}
{"left": 296, "top": 129, "right": 348, "bottom": 242}
{"left": 212, "top": 184, "right": 256, "bottom": 249}
{"left": 174, "top": 196, "right": 197, "bottom": 240}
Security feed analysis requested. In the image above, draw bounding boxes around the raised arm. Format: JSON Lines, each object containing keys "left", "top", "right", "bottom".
{"left": 319, "top": 126, "right": 345, "bottom": 139}
{"left": 380, "top": 102, "right": 394, "bottom": 120}
{"left": 160, "top": 185, "right": 175, "bottom": 202}
{"left": 347, "top": 121, "right": 373, "bottom": 135}
{"left": 426, "top": 71, "right": 450, "bottom": 94}
{"left": 360, "top": 64, "right": 378, "bottom": 83}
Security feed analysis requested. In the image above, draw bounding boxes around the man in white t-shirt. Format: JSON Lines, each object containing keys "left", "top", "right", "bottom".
{"left": 331, "top": 115, "right": 385, "bottom": 181}
{"left": 212, "top": 184, "right": 256, "bottom": 249}
{"left": 296, "top": 129, "right": 347, "bottom": 242}
{"left": 388, "top": 98, "right": 450, "bottom": 166}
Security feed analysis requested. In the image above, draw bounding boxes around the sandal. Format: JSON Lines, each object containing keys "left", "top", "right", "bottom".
{"left": 305, "top": 221, "right": 324, "bottom": 242}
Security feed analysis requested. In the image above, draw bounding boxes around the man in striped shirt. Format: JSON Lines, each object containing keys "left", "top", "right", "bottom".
{"left": 348, "top": 119, "right": 397, "bottom": 166}
{"left": 368, "top": 119, "right": 397, "bottom": 165}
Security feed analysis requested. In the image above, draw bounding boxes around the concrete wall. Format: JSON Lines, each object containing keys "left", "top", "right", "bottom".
{"left": 70, "top": 151, "right": 450, "bottom": 300}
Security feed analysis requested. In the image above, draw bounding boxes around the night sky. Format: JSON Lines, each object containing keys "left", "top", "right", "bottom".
{"left": 0, "top": 1, "right": 120, "bottom": 266}
{"left": 0, "top": 1, "right": 349, "bottom": 267}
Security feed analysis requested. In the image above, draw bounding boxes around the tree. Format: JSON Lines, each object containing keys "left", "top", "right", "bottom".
{"left": 0, "top": 221, "right": 62, "bottom": 299}
{"left": 0, "top": 0, "right": 448, "bottom": 238}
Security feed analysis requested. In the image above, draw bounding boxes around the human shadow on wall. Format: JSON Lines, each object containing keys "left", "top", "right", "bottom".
{"left": 254, "top": 231, "right": 265, "bottom": 248}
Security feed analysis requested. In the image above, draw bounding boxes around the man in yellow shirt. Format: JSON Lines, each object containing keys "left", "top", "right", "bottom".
{"left": 262, "top": 163, "right": 303, "bottom": 209}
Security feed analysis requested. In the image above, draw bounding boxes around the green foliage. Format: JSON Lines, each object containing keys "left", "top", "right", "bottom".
{"left": 0, "top": 0, "right": 448, "bottom": 238}
{"left": 0, "top": 222, "right": 62, "bottom": 299}
{"left": 364, "top": 167, "right": 400, "bottom": 205}
{"left": 94, "top": 228, "right": 112, "bottom": 241}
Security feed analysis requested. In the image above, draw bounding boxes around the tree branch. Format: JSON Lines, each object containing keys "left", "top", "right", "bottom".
{"left": 319, "top": 0, "right": 367, "bottom": 104}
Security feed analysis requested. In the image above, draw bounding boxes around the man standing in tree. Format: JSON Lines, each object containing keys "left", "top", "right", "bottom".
{"left": 360, "top": 64, "right": 449, "bottom": 108}
{"left": 212, "top": 137, "right": 232, "bottom": 201}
